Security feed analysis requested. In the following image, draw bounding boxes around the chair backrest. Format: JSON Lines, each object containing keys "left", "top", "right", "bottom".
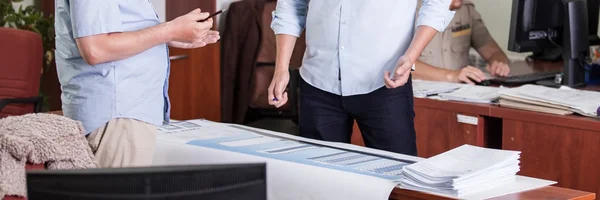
{"left": 250, "top": 1, "right": 306, "bottom": 110}
{"left": 0, "top": 28, "right": 43, "bottom": 117}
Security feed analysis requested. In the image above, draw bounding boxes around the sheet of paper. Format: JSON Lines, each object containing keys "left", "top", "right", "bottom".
{"left": 439, "top": 85, "right": 505, "bottom": 104}
{"left": 412, "top": 80, "right": 464, "bottom": 98}
{"left": 403, "top": 145, "right": 520, "bottom": 179}
{"left": 154, "top": 132, "right": 400, "bottom": 200}
{"left": 154, "top": 120, "right": 556, "bottom": 200}
{"left": 398, "top": 176, "right": 556, "bottom": 200}
{"left": 501, "top": 84, "right": 600, "bottom": 117}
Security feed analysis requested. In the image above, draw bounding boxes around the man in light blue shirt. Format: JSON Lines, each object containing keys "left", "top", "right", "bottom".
{"left": 268, "top": 0, "right": 455, "bottom": 155}
{"left": 55, "top": 0, "right": 219, "bottom": 167}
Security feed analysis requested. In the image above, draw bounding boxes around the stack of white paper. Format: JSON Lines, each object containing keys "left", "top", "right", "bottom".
{"left": 399, "top": 145, "right": 521, "bottom": 197}
{"left": 499, "top": 84, "right": 600, "bottom": 117}
{"left": 438, "top": 85, "right": 505, "bottom": 104}
{"left": 412, "top": 80, "right": 464, "bottom": 98}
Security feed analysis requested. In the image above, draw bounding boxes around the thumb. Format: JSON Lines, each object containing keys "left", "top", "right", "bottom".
{"left": 189, "top": 8, "right": 202, "bottom": 14}
{"left": 189, "top": 9, "right": 209, "bottom": 21}
{"left": 274, "top": 82, "right": 286, "bottom": 100}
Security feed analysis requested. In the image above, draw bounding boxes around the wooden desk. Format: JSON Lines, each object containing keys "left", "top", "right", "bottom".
{"left": 351, "top": 60, "right": 600, "bottom": 197}
{"left": 390, "top": 186, "right": 595, "bottom": 200}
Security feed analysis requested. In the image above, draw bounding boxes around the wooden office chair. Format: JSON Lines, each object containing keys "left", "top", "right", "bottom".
{"left": 0, "top": 28, "right": 44, "bottom": 118}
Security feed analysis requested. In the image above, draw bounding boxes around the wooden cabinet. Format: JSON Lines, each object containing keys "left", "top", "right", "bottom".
{"left": 351, "top": 98, "right": 492, "bottom": 158}
{"left": 492, "top": 107, "right": 600, "bottom": 196}
{"left": 167, "top": 43, "right": 221, "bottom": 121}
{"left": 413, "top": 107, "right": 481, "bottom": 158}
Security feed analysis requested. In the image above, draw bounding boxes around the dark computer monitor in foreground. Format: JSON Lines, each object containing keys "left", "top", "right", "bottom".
{"left": 508, "top": 0, "right": 600, "bottom": 88}
{"left": 26, "top": 164, "right": 267, "bottom": 200}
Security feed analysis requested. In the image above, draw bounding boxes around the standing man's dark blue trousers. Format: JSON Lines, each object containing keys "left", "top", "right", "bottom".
{"left": 298, "top": 77, "right": 417, "bottom": 156}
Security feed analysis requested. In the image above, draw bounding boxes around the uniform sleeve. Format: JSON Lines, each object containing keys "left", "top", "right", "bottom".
{"left": 270, "top": 0, "right": 309, "bottom": 37}
{"left": 417, "top": 0, "right": 456, "bottom": 32}
{"left": 69, "top": 1, "right": 123, "bottom": 38}
{"left": 470, "top": 6, "right": 494, "bottom": 50}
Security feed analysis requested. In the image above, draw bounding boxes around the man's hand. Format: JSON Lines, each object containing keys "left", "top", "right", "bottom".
{"left": 449, "top": 66, "right": 487, "bottom": 84}
{"left": 485, "top": 61, "right": 510, "bottom": 77}
{"left": 167, "top": 8, "right": 213, "bottom": 44}
{"left": 168, "top": 30, "right": 220, "bottom": 49}
{"left": 268, "top": 69, "right": 290, "bottom": 108}
{"left": 384, "top": 55, "right": 413, "bottom": 88}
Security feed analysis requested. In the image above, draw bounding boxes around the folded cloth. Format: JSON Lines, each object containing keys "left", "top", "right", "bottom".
{"left": 0, "top": 113, "right": 98, "bottom": 198}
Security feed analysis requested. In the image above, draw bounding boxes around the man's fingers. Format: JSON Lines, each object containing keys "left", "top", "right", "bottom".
{"left": 275, "top": 92, "right": 289, "bottom": 108}
{"left": 384, "top": 71, "right": 403, "bottom": 88}
{"left": 384, "top": 72, "right": 394, "bottom": 88}
{"left": 268, "top": 83, "right": 276, "bottom": 105}
{"left": 503, "top": 65, "right": 511, "bottom": 76}
{"left": 274, "top": 82, "right": 287, "bottom": 101}
{"left": 189, "top": 9, "right": 210, "bottom": 21}
{"left": 469, "top": 68, "right": 487, "bottom": 81}
{"left": 461, "top": 75, "right": 475, "bottom": 85}
{"left": 395, "top": 63, "right": 412, "bottom": 77}
{"left": 207, "top": 30, "right": 220, "bottom": 35}
{"left": 189, "top": 8, "right": 202, "bottom": 14}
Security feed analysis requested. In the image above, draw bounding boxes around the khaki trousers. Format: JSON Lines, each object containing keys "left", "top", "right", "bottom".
{"left": 87, "top": 118, "right": 157, "bottom": 168}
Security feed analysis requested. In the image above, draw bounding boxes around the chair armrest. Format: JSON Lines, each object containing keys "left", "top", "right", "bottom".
{"left": 0, "top": 96, "right": 43, "bottom": 113}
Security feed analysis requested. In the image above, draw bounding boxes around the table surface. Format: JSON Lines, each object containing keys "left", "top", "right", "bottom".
{"left": 39, "top": 61, "right": 599, "bottom": 200}
{"left": 391, "top": 186, "right": 596, "bottom": 200}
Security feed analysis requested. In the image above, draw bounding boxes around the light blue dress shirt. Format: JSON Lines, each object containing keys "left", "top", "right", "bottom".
{"left": 54, "top": 0, "right": 170, "bottom": 133}
{"left": 271, "top": 0, "right": 455, "bottom": 96}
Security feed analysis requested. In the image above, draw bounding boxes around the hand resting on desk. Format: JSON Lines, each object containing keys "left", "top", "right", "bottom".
{"left": 412, "top": 60, "right": 510, "bottom": 85}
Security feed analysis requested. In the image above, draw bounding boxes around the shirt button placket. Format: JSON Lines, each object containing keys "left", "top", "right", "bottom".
{"left": 338, "top": 2, "right": 347, "bottom": 94}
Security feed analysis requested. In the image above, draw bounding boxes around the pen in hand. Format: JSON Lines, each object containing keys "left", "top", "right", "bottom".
{"left": 197, "top": 9, "right": 224, "bottom": 22}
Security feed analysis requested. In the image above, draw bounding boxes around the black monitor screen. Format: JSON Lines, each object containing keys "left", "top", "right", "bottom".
{"left": 26, "top": 164, "right": 267, "bottom": 200}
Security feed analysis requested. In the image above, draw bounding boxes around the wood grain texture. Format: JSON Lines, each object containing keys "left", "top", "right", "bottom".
{"left": 414, "top": 98, "right": 491, "bottom": 116}
{"left": 351, "top": 98, "right": 487, "bottom": 158}
{"left": 503, "top": 119, "right": 600, "bottom": 196}
{"left": 390, "top": 186, "right": 595, "bottom": 200}
{"left": 414, "top": 107, "right": 482, "bottom": 158}
{"left": 166, "top": 0, "right": 216, "bottom": 23}
{"left": 167, "top": 43, "right": 221, "bottom": 121}
{"left": 490, "top": 106, "right": 600, "bottom": 132}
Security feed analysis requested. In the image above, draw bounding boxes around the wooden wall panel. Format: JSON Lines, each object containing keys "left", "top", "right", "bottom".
{"left": 166, "top": 0, "right": 221, "bottom": 121}
{"left": 168, "top": 43, "right": 221, "bottom": 121}
{"left": 166, "top": 1, "right": 216, "bottom": 22}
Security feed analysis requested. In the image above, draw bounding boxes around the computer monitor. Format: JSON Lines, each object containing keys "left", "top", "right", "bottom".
{"left": 26, "top": 164, "right": 267, "bottom": 200}
{"left": 508, "top": 0, "right": 600, "bottom": 88}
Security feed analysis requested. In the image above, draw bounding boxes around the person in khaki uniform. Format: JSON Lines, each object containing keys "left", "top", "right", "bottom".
{"left": 413, "top": 0, "right": 510, "bottom": 84}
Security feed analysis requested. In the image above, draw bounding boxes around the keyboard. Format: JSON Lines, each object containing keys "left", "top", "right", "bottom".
{"left": 489, "top": 71, "right": 560, "bottom": 85}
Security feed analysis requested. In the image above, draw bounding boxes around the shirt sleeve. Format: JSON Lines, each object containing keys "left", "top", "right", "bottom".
{"left": 469, "top": 6, "right": 494, "bottom": 50}
{"left": 270, "top": 0, "right": 309, "bottom": 37}
{"left": 69, "top": 0, "right": 123, "bottom": 38}
{"left": 416, "top": 0, "right": 456, "bottom": 32}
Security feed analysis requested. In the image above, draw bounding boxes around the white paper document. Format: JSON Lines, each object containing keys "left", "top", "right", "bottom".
{"left": 412, "top": 80, "right": 464, "bottom": 98}
{"left": 400, "top": 145, "right": 524, "bottom": 197}
{"left": 439, "top": 85, "right": 505, "bottom": 104}
{"left": 153, "top": 120, "right": 556, "bottom": 200}
{"left": 500, "top": 84, "right": 600, "bottom": 117}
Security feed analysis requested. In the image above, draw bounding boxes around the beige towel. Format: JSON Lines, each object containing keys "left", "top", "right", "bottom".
{"left": 0, "top": 113, "right": 98, "bottom": 198}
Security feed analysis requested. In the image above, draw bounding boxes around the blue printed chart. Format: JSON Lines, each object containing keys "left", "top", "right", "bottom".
{"left": 159, "top": 120, "right": 413, "bottom": 181}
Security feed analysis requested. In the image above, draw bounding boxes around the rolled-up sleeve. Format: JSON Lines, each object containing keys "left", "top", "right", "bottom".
{"left": 416, "top": 0, "right": 455, "bottom": 32}
{"left": 69, "top": 0, "right": 123, "bottom": 38}
{"left": 270, "top": 0, "right": 309, "bottom": 37}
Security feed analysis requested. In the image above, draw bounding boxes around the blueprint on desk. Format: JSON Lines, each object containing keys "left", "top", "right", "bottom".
{"left": 158, "top": 119, "right": 413, "bottom": 181}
